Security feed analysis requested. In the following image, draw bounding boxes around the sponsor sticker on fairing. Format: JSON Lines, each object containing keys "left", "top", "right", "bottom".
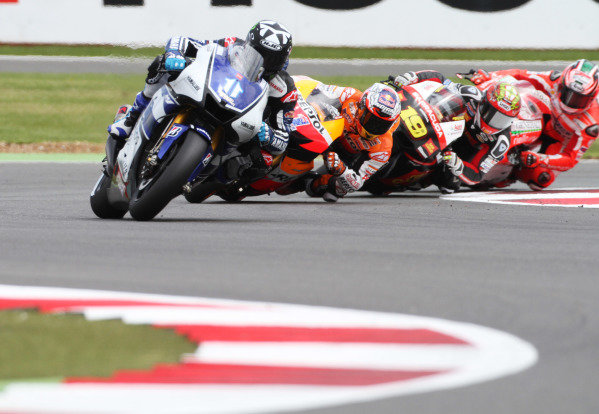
{"left": 201, "top": 152, "right": 213, "bottom": 167}
{"left": 423, "top": 139, "right": 438, "bottom": 156}
{"left": 291, "top": 114, "right": 310, "bottom": 130}
{"left": 479, "top": 156, "right": 498, "bottom": 173}
{"left": 298, "top": 100, "right": 326, "bottom": 135}
{"left": 186, "top": 76, "right": 200, "bottom": 91}
{"left": 240, "top": 121, "right": 255, "bottom": 131}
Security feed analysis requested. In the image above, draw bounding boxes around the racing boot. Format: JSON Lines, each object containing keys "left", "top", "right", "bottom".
{"left": 107, "top": 92, "right": 151, "bottom": 140}
{"left": 305, "top": 174, "right": 341, "bottom": 203}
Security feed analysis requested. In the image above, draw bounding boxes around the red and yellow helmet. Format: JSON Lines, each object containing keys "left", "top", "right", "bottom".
{"left": 557, "top": 59, "right": 599, "bottom": 114}
{"left": 356, "top": 83, "right": 402, "bottom": 140}
{"left": 474, "top": 82, "right": 521, "bottom": 136}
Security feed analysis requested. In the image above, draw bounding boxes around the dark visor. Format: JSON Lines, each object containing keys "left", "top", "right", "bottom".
{"left": 359, "top": 110, "right": 394, "bottom": 135}
{"left": 559, "top": 86, "right": 594, "bottom": 110}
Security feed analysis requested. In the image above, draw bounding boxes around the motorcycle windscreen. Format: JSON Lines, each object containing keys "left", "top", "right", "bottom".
{"left": 426, "top": 87, "right": 466, "bottom": 122}
{"left": 305, "top": 89, "right": 343, "bottom": 122}
{"left": 229, "top": 44, "right": 264, "bottom": 83}
{"left": 209, "top": 46, "right": 267, "bottom": 114}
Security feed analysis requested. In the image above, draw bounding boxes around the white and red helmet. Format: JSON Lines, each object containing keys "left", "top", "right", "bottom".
{"left": 356, "top": 83, "right": 402, "bottom": 140}
{"left": 557, "top": 59, "right": 599, "bottom": 114}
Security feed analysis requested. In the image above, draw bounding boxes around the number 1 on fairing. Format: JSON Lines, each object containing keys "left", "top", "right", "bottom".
{"left": 224, "top": 78, "right": 244, "bottom": 98}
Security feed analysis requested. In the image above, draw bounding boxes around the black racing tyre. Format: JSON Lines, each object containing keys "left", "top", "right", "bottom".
{"left": 215, "top": 183, "right": 247, "bottom": 202}
{"left": 90, "top": 173, "right": 128, "bottom": 219}
{"left": 128, "top": 132, "right": 209, "bottom": 221}
{"left": 184, "top": 181, "right": 226, "bottom": 203}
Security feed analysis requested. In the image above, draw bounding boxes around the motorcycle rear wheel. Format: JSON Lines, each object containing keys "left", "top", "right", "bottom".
{"left": 128, "top": 131, "right": 209, "bottom": 221}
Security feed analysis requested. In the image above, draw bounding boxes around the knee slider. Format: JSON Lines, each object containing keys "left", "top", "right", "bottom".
{"left": 527, "top": 170, "right": 555, "bottom": 191}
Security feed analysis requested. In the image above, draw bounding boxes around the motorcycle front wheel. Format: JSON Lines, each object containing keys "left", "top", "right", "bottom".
{"left": 90, "top": 172, "right": 128, "bottom": 219}
{"left": 128, "top": 131, "right": 209, "bottom": 221}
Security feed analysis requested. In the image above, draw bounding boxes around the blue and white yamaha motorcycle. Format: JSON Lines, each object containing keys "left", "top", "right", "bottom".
{"left": 90, "top": 43, "right": 269, "bottom": 220}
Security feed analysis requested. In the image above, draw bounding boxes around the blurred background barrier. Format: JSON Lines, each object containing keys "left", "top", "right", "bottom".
{"left": 0, "top": 0, "right": 597, "bottom": 49}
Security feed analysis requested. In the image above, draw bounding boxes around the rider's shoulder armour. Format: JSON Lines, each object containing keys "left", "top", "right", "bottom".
{"left": 267, "top": 70, "right": 298, "bottom": 103}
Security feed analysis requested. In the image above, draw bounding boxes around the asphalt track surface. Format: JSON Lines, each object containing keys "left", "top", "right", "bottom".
{"left": 1, "top": 160, "right": 599, "bottom": 413}
{"left": 0, "top": 55, "right": 574, "bottom": 77}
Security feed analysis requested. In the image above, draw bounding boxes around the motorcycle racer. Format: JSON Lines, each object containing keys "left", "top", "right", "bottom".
{"left": 107, "top": 20, "right": 297, "bottom": 157}
{"left": 390, "top": 70, "right": 521, "bottom": 191}
{"left": 304, "top": 81, "right": 402, "bottom": 202}
{"left": 467, "top": 59, "right": 599, "bottom": 190}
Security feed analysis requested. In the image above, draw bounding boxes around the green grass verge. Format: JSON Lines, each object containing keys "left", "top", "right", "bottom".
{"left": 0, "top": 153, "right": 104, "bottom": 162}
{"left": 0, "top": 72, "right": 144, "bottom": 143}
{"left": 1, "top": 44, "right": 598, "bottom": 61}
{"left": 0, "top": 310, "right": 196, "bottom": 381}
{"left": 1, "top": 72, "right": 597, "bottom": 157}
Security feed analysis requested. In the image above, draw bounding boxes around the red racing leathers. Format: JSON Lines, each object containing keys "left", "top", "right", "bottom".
{"left": 473, "top": 68, "right": 599, "bottom": 190}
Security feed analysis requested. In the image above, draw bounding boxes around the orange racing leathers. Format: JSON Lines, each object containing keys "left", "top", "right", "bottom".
{"left": 307, "top": 83, "right": 398, "bottom": 199}
{"left": 472, "top": 68, "right": 599, "bottom": 189}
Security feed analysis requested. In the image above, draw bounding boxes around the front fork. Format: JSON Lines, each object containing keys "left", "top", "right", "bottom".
{"left": 111, "top": 85, "right": 181, "bottom": 200}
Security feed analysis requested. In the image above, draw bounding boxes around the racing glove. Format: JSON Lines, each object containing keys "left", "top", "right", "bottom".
{"left": 331, "top": 168, "right": 363, "bottom": 197}
{"left": 164, "top": 50, "right": 186, "bottom": 71}
{"left": 393, "top": 71, "right": 418, "bottom": 88}
{"left": 441, "top": 151, "right": 464, "bottom": 177}
{"left": 520, "top": 151, "right": 548, "bottom": 168}
{"left": 324, "top": 152, "right": 347, "bottom": 176}
{"left": 257, "top": 122, "right": 289, "bottom": 155}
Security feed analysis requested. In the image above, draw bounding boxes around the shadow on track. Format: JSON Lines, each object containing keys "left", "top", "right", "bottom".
{"left": 352, "top": 193, "right": 441, "bottom": 199}
{"left": 82, "top": 217, "right": 274, "bottom": 224}
{"left": 203, "top": 200, "right": 375, "bottom": 205}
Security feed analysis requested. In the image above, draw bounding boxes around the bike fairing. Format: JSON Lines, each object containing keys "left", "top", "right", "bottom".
{"left": 111, "top": 32, "right": 298, "bottom": 153}
{"left": 165, "top": 34, "right": 298, "bottom": 136}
